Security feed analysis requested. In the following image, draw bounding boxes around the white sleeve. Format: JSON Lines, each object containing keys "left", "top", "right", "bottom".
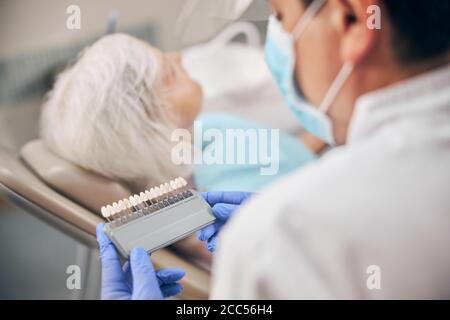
{"left": 209, "top": 190, "right": 345, "bottom": 299}
{"left": 210, "top": 218, "right": 339, "bottom": 299}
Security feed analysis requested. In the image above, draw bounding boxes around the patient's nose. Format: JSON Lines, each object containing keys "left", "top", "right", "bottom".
{"left": 167, "top": 52, "right": 182, "bottom": 64}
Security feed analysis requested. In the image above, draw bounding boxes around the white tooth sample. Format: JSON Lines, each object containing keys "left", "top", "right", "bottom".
{"left": 130, "top": 196, "right": 136, "bottom": 206}
{"left": 106, "top": 205, "right": 113, "bottom": 217}
{"left": 140, "top": 192, "right": 147, "bottom": 202}
{"left": 155, "top": 186, "right": 162, "bottom": 197}
{"left": 177, "top": 177, "right": 184, "bottom": 188}
{"left": 170, "top": 179, "right": 177, "bottom": 190}
{"left": 179, "top": 177, "right": 187, "bottom": 187}
{"left": 117, "top": 200, "right": 124, "bottom": 213}
{"left": 112, "top": 202, "right": 119, "bottom": 215}
{"left": 145, "top": 190, "right": 152, "bottom": 200}
{"left": 150, "top": 188, "right": 157, "bottom": 199}
{"left": 164, "top": 183, "right": 171, "bottom": 193}
{"left": 124, "top": 198, "right": 132, "bottom": 209}
{"left": 134, "top": 194, "right": 141, "bottom": 204}
{"left": 118, "top": 200, "right": 126, "bottom": 212}
{"left": 101, "top": 206, "right": 107, "bottom": 218}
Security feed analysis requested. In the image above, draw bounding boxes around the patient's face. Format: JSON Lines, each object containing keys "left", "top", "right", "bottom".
{"left": 145, "top": 42, "right": 203, "bottom": 128}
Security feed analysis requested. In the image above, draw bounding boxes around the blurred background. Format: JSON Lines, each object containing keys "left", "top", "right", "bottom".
{"left": 0, "top": 0, "right": 271, "bottom": 150}
{"left": 0, "top": 0, "right": 277, "bottom": 299}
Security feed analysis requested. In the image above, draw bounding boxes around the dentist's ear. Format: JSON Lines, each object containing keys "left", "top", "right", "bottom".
{"left": 333, "top": 0, "right": 382, "bottom": 65}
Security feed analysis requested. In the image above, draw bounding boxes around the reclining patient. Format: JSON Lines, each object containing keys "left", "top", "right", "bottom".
{"left": 40, "top": 34, "right": 324, "bottom": 268}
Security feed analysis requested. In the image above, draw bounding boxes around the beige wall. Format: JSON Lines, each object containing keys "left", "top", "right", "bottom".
{"left": 0, "top": 0, "right": 229, "bottom": 149}
{"left": 0, "top": 0, "right": 228, "bottom": 59}
{"left": 0, "top": 0, "right": 253, "bottom": 150}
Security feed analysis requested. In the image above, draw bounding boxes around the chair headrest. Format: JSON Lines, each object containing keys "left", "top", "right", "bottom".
{"left": 20, "top": 140, "right": 131, "bottom": 213}
{"left": 0, "top": 143, "right": 102, "bottom": 234}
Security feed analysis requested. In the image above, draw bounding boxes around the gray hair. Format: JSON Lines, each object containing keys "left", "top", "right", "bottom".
{"left": 40, "top": 34, "right": 191, "bottom": 191}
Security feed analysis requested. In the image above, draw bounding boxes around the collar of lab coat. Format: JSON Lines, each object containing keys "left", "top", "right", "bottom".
{"left": 347, "top": 63, "right": 450, "bottom": 144}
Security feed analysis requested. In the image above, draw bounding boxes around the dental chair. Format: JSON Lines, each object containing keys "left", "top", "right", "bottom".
{"left": 0, "top": 140, "right": 210, "bottom": 299}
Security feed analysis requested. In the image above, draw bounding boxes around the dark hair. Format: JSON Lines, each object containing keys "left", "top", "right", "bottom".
{"left": 382, "top": 0, "right": 450, "bottom": 64}
{"left": 302, "top": 0, "right": 450, "bottom": 65}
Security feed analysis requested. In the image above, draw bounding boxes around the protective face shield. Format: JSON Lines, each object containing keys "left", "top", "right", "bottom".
{"left": 264, "top": 0, "right": 354, "bottom": 145}
{"left": 175, "top": 0, "right": 270, "bottom": 45}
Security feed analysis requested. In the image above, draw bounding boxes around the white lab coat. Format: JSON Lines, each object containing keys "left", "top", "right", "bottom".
{"left": 210, "top": 64, "right": 450, "bottom": 299}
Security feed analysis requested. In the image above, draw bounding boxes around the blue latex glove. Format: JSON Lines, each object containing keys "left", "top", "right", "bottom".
{"left": 197, "top": 191, "right": 253, "bottom": 252}
{"left": 96, "top": 223, "right": 185, "bottom": 300}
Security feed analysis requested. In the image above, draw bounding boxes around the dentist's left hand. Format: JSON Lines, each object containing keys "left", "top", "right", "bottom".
{"left": 96, "top": 223, "right": 185, "bottom": 300}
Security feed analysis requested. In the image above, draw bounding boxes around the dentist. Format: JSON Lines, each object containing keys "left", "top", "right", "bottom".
{"left": 97, "top": 0, "right": 450, "bottom": 299}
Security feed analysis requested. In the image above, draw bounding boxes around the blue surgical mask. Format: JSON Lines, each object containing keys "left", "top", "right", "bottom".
{"left": 264, "top": 0, "right": 354, "bottom": 145}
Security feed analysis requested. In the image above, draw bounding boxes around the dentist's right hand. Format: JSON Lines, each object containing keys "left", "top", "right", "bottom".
{"left": 198, "top": 191, "right": 253, "bottom": 252}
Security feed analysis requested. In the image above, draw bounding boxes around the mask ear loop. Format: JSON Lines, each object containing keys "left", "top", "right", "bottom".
{"left": 292, "top": 0, "right": 327, "bottom": 39}
{"left": 319, "top": 62, "right": 354, "bottom": 113}
{"left": 290, "top": 0, "right": 351, "bottom": 115}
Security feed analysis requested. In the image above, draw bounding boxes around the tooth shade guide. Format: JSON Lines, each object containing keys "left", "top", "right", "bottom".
{"left": 102, "top": 177, "right": 198, "bottom": 225}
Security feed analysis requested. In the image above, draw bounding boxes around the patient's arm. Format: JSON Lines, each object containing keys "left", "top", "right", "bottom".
{"left": 299, "top": 132, "right": 327, "bottom": 154}
{"left": 171, "top": 236, "right": 213, "bottom": 271}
